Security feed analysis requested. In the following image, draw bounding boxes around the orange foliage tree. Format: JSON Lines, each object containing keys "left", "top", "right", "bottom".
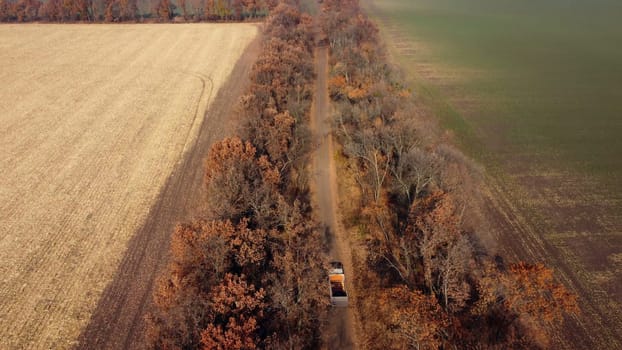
{"left": 147, "top": 219, "right": 272, "bottom": 348}
{"left": 474, "top": 261, "right": 579, "bottom": 347}
{"left": 379, "top": 285, "right": 450, "bottom": 349}
{"left": 149, "top": 2, "right": 326, "bottom": 348}
{"left": 200, "top": 274, "right": 266, "bottom": 350}
{"left": 204, "top": 137, "right": 282, "bottom": 228}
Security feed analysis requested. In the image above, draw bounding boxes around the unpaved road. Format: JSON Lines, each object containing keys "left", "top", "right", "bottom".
{"left": 311, "top": 46, "right": 359, "bottom": 349}
{"left": 72, "top": 33, "right": 262, "bottom": 350}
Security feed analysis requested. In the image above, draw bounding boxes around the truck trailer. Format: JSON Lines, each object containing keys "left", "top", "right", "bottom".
{"left": 329, "top": 261, "right": 348, "bottom": 307}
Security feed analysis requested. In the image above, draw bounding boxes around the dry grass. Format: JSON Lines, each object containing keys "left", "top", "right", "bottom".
{"left": 0, "top": 23, "right": 257, "bottom": 349}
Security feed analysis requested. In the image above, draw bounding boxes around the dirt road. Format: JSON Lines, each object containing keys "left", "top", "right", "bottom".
{"left": 74, "top": 34, "right": 262, "bottom": 350}
{"left": 311, "top": 46, "right": 360, "bottom": 350}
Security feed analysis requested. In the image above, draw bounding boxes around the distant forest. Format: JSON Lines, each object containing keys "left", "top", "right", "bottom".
{"left": 0, "top": 0, "right": 274, "bottom": 22}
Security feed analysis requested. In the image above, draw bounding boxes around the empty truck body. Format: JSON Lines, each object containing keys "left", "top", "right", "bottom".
{"left": 329, "top": 261, "right": 348, "bottom": 307}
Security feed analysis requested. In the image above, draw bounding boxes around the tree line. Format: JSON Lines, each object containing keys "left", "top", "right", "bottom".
{"left": 319, "top": 0, "right": 579, "bottom": 348}
{"left": 0, "top": 0, "right": 275, "bottom": 22}
{"left": 145, "top": 1, "right": 331, "bottom": 349}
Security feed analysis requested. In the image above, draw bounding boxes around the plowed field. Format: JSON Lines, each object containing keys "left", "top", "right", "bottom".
{"left": 0, "top": 23, "right": 257, "bottom": 349}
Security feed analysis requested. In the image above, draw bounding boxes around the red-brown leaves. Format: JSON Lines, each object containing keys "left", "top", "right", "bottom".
{"left": 473, "top": 261, "right": 580, "bottom": 347}
{"left": 205, "top": 137, "right": 256, "bottom": 185}
{"left": 148, "top": 219, "right": 272, "bottom": 349}
{"left": 346, "top": 85, "right": 369, "bottom": 101}
{"left": 226, "top": 219, "right": 268, "bottom": 271}
{"left": 3, "top": 0, "right": 41, "bottom": 21}
{"left": 201, "top": 317, "right": 258, "bottom": 350}
{"left": 328, "top": 75, "right": 347, "bottom": 99}
{"left": 170, "top": 219, "right": 270, "bottom": 284}
{"left": 264, "top": 3, "right": 314, "bottom": 50}
{"left": 379, "top": 285, "right": 450, "bottom": 350}
{"left": 204, "top": 137, "right": 284, "bottom": 225}
{"left": 239, "top": 9, "right": 315, "bottom": 189}
{"left": 506, "top": 262, "right": 579, "bottom": 324}
{"left": 169, "top": 221, "right": 229, "bottom": 286}
{"left": 150, "top": 2, "right": 326, "bottom": 348}
{"left": 249, "top": 37, "right": 313, "bottom": 112}
{"left": 200, "top": 274, "right": 265, "bottom": 350}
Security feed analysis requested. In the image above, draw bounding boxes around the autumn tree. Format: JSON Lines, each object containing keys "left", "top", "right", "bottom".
{"left": 118, "top": 0, "right": 137, "bottom": 20}
{"left": 230, "top": 0, "right": 242, "bottom": 19}
{"left": 177, "top": 0, "right": 187, "bottom": 19}
{"left": 239, "top": 2, "right": 316, "bottom": 201}
{"left": 343, "top": 127, "right": 392, "bottom": 204}
{"left": 263, "top": 2, "right": 314, "bottom": 50}
{"left": 242, "top": 0, "right": 259, "bottom": 18}
{"left": 13, "top": 0, "right": 26, "bottom": 21}
{"left": 212, "top": 0, "right": 231, "bottom": 19}
{"left": 204, "top": 137, "right": 283, "bottom": 228}
{"left": 150, "top": 2, "right": 327, "bottom": 348}
{"left": 148, "top": 215, "right": 326, "bottom": 348}
{"left": 0, "top": 0, "right": 9, "bottom": 21}
{"left": 265, "top": 201, "right": 328, "bottom": 349}
{"left": 203, "top": 0, "right": 214, "bottom": 19}
{"left": 242, "top": 103, "right": 295, "bottom": 173}
{"left": 379, "top": 286, "right": 450, "bottom": 349}
{"left": 507, "top": 263, "right": 578, "bottom": 324}
{"left": 200, "top": 274, "right": 266, "bottom": 350}
{"left": 408, "top": 192, "right": 473, "bottom": 312}
{"left": 365, "top": 189, "right": 473, "bottom": 315}
{"left": 147, "top": 219, "right": 272, "bottom": 348}
{"left": 73, "top": 0, "right": 92, "bottom": 20}
{"left": 40, "top": 0, "right": 61, "bottom": 21}
{"left": 103, "top": 0, "right": 118, "bottom": 21}
{"left": 247, "top": 37, "right": 313, "bottom": 113}
{"left": 155, "top": 0, "right": 174, "bottom": 20}
{"left": 147, "top": 221, "right": 230, "bottom": 349}
{"left": 473, "top": 262, "right": 579, "bottom": 347}
{"left": 382, "top": 117, "right": 439, "bottom": 207}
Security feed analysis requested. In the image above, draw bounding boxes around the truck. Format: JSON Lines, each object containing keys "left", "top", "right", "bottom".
{"left": 329, "top": 261, "right": 348, "bottom": 307}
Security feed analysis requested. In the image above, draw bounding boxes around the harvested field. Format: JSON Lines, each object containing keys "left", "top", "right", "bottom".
{"left": 0, "top": 23, "right": 257, "bottom": 349}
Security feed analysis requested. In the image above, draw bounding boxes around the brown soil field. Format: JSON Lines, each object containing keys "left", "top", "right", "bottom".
{"left": 0, "top": 23, "right": 257, "bottom": 349}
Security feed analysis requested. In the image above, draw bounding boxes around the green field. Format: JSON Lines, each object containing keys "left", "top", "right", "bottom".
{"left": 366, "top": 0, "right": 622, "bottom": 181}
{"left": 364, "top": 1, "right": 622, "bottom": 346}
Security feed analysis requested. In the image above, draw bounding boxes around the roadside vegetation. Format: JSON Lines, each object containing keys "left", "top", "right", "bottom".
{"left": 145, "top": 2, "right": 331, "bottom": 348}
{"left": 0, "top": 0, "right": 275, "bottom": 22}
{"left": 319, "top": 0, "right": 579, "bottom": 348}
